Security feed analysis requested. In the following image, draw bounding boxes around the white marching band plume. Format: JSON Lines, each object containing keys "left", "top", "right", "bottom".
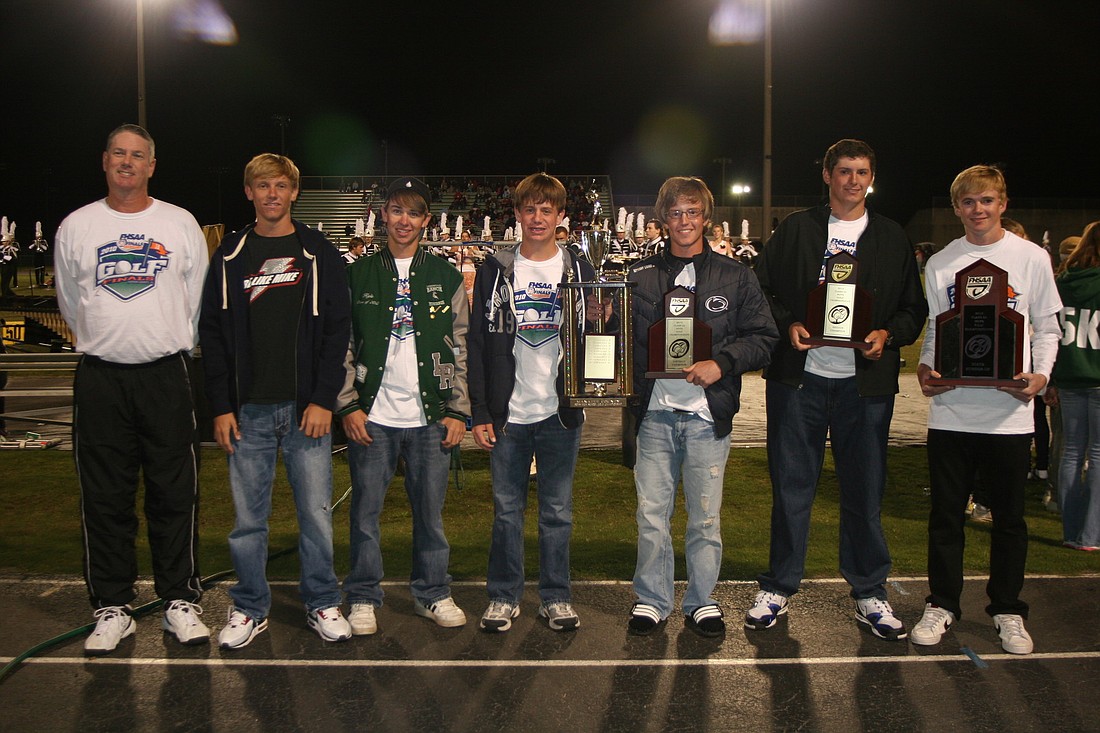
{"left": 741, "top": 219, "right": 750, "bottom": 241}
{"left": 30, "top": 221, "right": 48, "bottom": 252}
{"left": 366, "top": 210, "right": 376, "bottom": 237}
{"left": 439, "top": 212, "right": 449, "bottom": 235}
{"left": 515, "top": 222, "right": 523, "bottom": 242}
{"left": 616, "top": 207, "right": 628, "bottom": 233}
{"left": 455, "top": 215, "right": 464, "bottom": 239}
{"left": 482, "top": 215, "right": 491, "bottom": 240}
{"left": 504, "top": 227, "right": 515, "bottom": 241}
{"left": 722, "top": 221, "right": 730, "bottom": 238}
{"left": 626, "top": 213, "right": 635, "bottom": 237}
{"left": 355, "top": 218, "right": 365, "bottom": 238}
{"left": 635, "top": 213, "right": 645, "bottom": 239}
{"left": 1, "top": 217, "right": 8, "bottom": 241}
{"left": 317, "top": 222, "right": 324, "bottom": 232}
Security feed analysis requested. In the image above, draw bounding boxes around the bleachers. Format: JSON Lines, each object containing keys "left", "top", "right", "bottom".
{"left": 296, "top": 175, "right": 615, "bottom": 246}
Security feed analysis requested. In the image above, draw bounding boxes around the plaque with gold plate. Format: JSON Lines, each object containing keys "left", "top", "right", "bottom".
{"left": 928, "top": 258, "right": 1026, "bottom": 387}
{"left": 804, "top": 251, "right": 872, "bottom": 350}
{"left": 560, "top": 280, "right": 635, "bottom": 407}
{"left": 645, "top": 286, "right": 712, "bottom": 379}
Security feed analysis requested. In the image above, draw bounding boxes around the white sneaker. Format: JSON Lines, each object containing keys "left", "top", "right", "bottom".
{"left": 479, "top": 600, "right": 520, "bottom": 632}
{"left": 162, "top": 600, "right": 210, "bottom": 645}
{"left": 910, "top": 603, "right": 955, "bottom": 646}
{"left": 855, "top": 597, "right": 907, "bottom": 641}
{"left": 993, "top": 613, "right": 1034, "bottom": 654}
{"left": 414, "top": 597, "right": 467, "bottom": 628}
{"left": 84, "top": 605, "right": 136, "bottom": 656}
{"left": 538, "top": 601, "right": 580, "bottom": 631}
{"left": 308, "top": 606, "right": 352, "bottom": 642}
{"left": 348, "top": 603, "right": 378, "bottom": 636}
{"left": 218, "top": 609, "right": 268, "bottom": 650}
{"left": 744, "top": 590, "right": 788, "bottom": 630}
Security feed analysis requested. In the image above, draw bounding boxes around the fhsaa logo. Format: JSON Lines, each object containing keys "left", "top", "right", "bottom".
{"left": 669, "top": 296, "right": 691, "bottom": 316}
{"left": 831, "top": 263, "right": 854, "bottom": 282}
{"left": 965, "top": 275, "right": 993, "bottom": 301}
{"left": 95, "top": 235, "right": 170, "bottom": 301}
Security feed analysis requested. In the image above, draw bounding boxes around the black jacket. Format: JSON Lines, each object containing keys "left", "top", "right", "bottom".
{"left": 198, "top": 220, "right": 352, "bottom": 421}
{"left": 468, "top": 244, "right": 596, "bottom": 431}
{"left": 628, "top": 245, "right": 779, "bottom": 438}
{"left": 754, "top": 205, "right": 928, "bottom": 396}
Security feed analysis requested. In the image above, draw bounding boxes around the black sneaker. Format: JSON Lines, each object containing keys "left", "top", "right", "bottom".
{"left": 685, "top": 604, "right": 725, "bottom": 637}
{"left": 628, "top": 603, "right": 665, "bottom": 636}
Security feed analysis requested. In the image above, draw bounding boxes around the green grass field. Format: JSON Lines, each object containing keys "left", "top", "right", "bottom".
{"left": 2, "top": 445, "right": 1095, "bottom": 582}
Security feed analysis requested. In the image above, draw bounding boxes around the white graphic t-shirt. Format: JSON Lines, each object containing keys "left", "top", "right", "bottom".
{"left": 371, "top": 257, "right": 427, "bottom": 427}
{"left": 806, "top": 212, "right": 869, "bottom": 379}
{"left": 508, "top": 249, "right": 564, "bottom": 424}
{"left": 648, "top": 262, "right": 712, "bottom": 421}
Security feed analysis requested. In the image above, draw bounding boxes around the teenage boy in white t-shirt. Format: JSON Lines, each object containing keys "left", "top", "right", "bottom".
{"left": 337, "top": 177, "right": 471, "bottom": 634}
{"left": 468, "top": 173, "right": 596, "bottom": 632}
{"left": 914, "top": 165, "right": 1062, "bottom": 655}
{"left": 750, "top": 139, "right": 928, "bottom": 640}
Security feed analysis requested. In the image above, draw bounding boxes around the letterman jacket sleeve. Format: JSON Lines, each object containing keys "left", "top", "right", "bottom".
{"left": 446, "top": 274, "right": 471, "bottom": 420}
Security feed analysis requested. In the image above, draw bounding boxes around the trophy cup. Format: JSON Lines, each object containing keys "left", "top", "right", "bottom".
{"left": 560, "top": 281, "right": 634, "bottom": 407}
{"left": 804, "top": 251, "right": 872, "bottom": 350}
{"left": 929, "top": 258, "right": 1025, "bottom": 387}
{"left": 559, "top": 183, "right": 637, "bottom": 406}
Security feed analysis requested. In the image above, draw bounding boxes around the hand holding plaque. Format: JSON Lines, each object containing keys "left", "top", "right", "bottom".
{"left": 646, "top": 286, "right": 712, "bottom": 379}
{"left": 928, "top": 258, "right": 1025, "bottom": 387}
{"left": 804, "top": 251, "right": 872, "bottom": 350}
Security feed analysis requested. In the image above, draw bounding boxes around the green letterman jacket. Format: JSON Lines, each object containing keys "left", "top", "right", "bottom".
{"left": 336, "top": 246, "right": 471, "bottom": 424}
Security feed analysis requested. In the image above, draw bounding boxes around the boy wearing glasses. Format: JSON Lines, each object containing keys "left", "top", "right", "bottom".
{"left": 337, "top": 177, "right": 470, "bottom": 634}
{"left": 748, "top": 139, "right": 927, "bottom": 639}
{"left": 626, "top": 177, "right": 778, "bottom": 636}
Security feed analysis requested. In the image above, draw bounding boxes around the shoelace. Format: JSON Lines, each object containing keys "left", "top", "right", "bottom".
{"left": 998, "top": 616, "right": 1026, "bottom": 638}
{"left": 919, "top": 607, "right": 952, "bottom": 629}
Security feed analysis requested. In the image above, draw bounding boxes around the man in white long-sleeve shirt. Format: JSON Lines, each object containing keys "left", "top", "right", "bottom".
{"left": 55, "top": 124, "right": 210, "bottom": 656}
{"left": 913, "top": 165, "right": 1062, "bottom": 656}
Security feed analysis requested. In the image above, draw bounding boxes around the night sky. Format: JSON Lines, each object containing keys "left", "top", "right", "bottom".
{"left": 3, "top": 0, "right": 1098, "bottom": 237}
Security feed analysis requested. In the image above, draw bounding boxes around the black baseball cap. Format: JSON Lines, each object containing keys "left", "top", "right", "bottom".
{"left": 385, "top": 177, "right": 432, "bottom": 209}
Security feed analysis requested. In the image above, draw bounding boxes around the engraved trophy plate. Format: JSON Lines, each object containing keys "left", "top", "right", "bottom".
{"left": 804, "top": 251, "right": 872, "bottom": 350}
{"left": 930, "top": 258, "right": 1025, "bottom": 387}
{"left": 646, "top": 286, "right": 712, "bottom": 379}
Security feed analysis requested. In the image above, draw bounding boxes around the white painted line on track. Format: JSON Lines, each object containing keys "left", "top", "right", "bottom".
{"left": 5, "top": 651, "right": 1100, "bottom": 669}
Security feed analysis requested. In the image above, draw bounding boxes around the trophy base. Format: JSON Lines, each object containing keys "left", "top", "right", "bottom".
{"left": 566, "top": 395, "right": 629, "bottom": 408}
{"left": 645, "top": 370, "right": 689, "bottom": 379}
{"left": 802, "top": 336, "right": 871, "bottom": 350}
{"left": 926, "top": 376, "right": 1027, "bottom": 388}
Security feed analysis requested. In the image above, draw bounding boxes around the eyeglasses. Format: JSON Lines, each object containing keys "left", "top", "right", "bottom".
{"left": 667, "top": 208, "right": 703, "bottom": 220}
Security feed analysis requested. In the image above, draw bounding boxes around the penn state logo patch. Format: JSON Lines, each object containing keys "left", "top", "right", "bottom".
{"left": 95, "top": 234, "right": 170, "bottom": 301}
{"left": 705, "top": 295, "right": 729, "bottom": 313}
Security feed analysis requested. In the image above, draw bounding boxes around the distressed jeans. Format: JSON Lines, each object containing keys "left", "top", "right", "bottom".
{"left": 633, "top": 409, "right": 731, "bottom": 618}
{"left": 226, "top": 401, "right": 341, "bottom": 618}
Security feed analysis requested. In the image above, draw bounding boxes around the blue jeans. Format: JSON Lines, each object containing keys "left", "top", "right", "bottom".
{"left": 486, "top": 416, "right": 581, "bottom": 605}
{"left": 226, "top": 401, "right": 341, "bottom": 618}
{"left": 344, "top": 421, "right": 454, "bottom": 607}
{"left": 633, "top": 410, "right": 731, "bottom": 618}
{"left": 1058, "top": 388, "right": 1100, "bottom": 547}
{"left": 760, "top": 374, "right": 894, "bottom": 599}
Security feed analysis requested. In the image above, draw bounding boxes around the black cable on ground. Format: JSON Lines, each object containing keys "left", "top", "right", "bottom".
{"left": 0, "top": 476, "right": 354, "bottom": 684}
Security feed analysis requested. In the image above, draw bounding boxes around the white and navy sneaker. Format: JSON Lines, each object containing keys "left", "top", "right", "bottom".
{"left": 414, "top": 597, "right": 467, "bottom": 628}
{"left": 855, "top": 597, "right": 907, "bottom": 641}
{"left": 744, "top": 590, "right": 788, "bottom": 630}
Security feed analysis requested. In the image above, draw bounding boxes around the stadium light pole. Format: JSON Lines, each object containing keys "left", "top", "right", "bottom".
{"left": 762, "top": 0, "right": 773, "bottom": 240}
{"left": 136, "top": 0, "right": 147, "bottom": 128}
